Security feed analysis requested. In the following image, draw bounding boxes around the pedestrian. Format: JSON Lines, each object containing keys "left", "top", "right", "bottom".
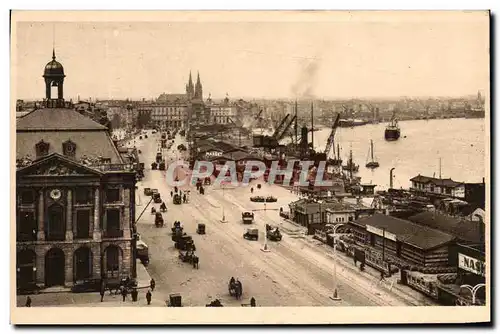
{"left": 25, "top": 296, "right": 32, "bottom": 307}
{"left": 250, "top": 297, "right": 256, "bottom": 307}
{"left": 170, "top": 191, "right": 173, "bottom": 197}
{"left": 100, "top": 286, "right": 105, "bottom": 302}
{"left": 250, "top": 187, "right": 254, "bottom": 194}
{"left": 146, "top": 290, "right": 152, "bottom": 305}
{"left": 354, "top": 258, "right": 357, "bottom": 266}
{"left": 150, "top": 278, "right": 156, "bottom": 291}
{"left": 121, "top": 287, "right": 128, "bottom": 302}
{"left": 131, "top": 288, "right": 138, "bottom": 302}
{"left": 380, "top": 271, "right": 385, "bottom": 282}
{"left": 183, "top": 194, "right": 187, "bottom": 203}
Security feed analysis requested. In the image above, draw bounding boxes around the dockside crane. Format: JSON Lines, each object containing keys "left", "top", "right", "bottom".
{"left": 274, "top": 114, "right": 297, "bottom": 143}
{"left": 271, "top": 114, "right": 291, "bottom": 139}
{"left": 323, "top": 113, "right": 341, "bottom": 158}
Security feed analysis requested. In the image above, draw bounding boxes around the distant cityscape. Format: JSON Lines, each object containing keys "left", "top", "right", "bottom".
{"left": 16, "top": 77, "right": 486, "bottom": 134}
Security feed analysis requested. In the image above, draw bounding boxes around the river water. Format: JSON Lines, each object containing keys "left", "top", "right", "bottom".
{"left": 310, "top": 118, "right": 486, "bottom": 190}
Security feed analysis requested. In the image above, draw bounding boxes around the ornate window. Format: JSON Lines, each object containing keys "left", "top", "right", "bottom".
{"left": 75, "top": 188, "right": 92, "bottom": 205}
{"left": 62, "top": 140, "right": 77, "bottom": 157}
{"left": 19, "top": 190, "right": 35, "bottom": 205}
{"left": 35, "top": 140, "right": 50, "bottom": 158}
{"left": 106, "top": 188, "right": 120, "bottom": 203}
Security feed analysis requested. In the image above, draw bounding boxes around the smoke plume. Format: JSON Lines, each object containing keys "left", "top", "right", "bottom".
{"left": 291, "top": 58, "right": 321, "bottom": 99}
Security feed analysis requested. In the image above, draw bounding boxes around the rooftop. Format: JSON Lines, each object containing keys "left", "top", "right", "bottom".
{"left": 353, "top": 213, "right": 455, "bottom": 251}
{"left": 17, "top": 108, "right": 108, "bottom": 131}
{"left": 408, "top": 211, "right": 485, "bottom": 244}
{"left": 410, "top": 175, "right": 463, "bottom": 188}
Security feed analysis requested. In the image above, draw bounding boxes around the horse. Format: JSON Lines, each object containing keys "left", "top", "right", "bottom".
{"left": 191, "top": 255, "right": 199, "bottom": 269}
{"left": 151, "top": 207, "right": 156, "bottom": 215}
{"left": 160, "top": 202, "right": 167, "bottom": 212}
{"left": 235, "top": 281, "right": 243, "bottom": 300}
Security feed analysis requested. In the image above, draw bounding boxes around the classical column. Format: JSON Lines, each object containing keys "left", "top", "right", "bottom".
{"left": 123, "top": 188, "right": 131, "bottom": 239}
{"left": 35, "top": 249, "right": 45, "bottom": 288}
{"left": 65, "top": 189, "right": 73, "bottom": 241}
{"left": 37, "top": 189, "right": 45, "bottom": 240}
{"left": 93, "top": 187, "right": 101, "bottom": 240}
{"left": 64, "top": 248, "right": 73, "bottom": 287}
{"left": 92, "top": 244, "right": 101, "bottom": 278}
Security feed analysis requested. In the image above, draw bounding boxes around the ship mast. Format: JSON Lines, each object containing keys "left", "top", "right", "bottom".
{"left": 311, "top": 101, "right": 314, "bottom": 152}
{"left": 371, "top": 140, "right": 374, "bottom": 162}
{"left": 349, "top": 149, "right": 353, "bottom": 179}
{"left": 439, "top": 157, "right": 442, "bottom": 179}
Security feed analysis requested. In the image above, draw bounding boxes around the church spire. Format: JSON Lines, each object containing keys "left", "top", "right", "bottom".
{"left": 194, "top": 71, "right": 203, "bottom": 100}
{"left": 188, "top": 71, "right": 194, "bottom": 87}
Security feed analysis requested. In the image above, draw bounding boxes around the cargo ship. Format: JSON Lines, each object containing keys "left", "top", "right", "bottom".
{"left": 339, "top": 119, "right": 370, "bottom": 128}
{"left": 384, "top": 117, "right": 401, "bottom": 141}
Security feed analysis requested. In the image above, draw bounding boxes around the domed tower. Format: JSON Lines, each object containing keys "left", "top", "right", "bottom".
{"left": 194, "top": 71, "right": 203, "bottom": 100}
{"left": 43, "top": 48, "right": 66, "bottom": 107}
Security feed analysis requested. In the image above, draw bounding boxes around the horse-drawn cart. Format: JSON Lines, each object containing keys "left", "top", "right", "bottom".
{"left": 152, "top": 192, "right": 162, "bottom": 203}
{"left": 154, "top": 212, "right": 164, "bottom": 228}
{"left": 173, "top": 194, "right": 182, "bottom": 205}
{"left": 174, "top": 234, "right": 196, "bottom": 251}
{"left": 228, "top": 279, "right": 243, "bottom": 299}
{"left": 178, "top": 250, "right": 199, "bottom": 269}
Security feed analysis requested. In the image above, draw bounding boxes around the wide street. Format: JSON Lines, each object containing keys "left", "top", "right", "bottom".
{"left": 133, "top": 130, "right": 436, "bottom": 307}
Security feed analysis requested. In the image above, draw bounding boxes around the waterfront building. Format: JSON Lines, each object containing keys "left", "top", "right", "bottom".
{"left": 436, "top": 242, "right": 485, "bottom": 305}
{"left": 409, "top": 175, "right": 485, "bottom": 209}
{"left": 150, "top": 101, "right": 188, "bottom": 129}
{"left": 207, "top": 94, "right": 237, "bottom": 125}
{"left": 16, "top": 50, "right": 137, "bottom": 292}
{"left": 347, "top": 213, "right": 456, "bottom": 275}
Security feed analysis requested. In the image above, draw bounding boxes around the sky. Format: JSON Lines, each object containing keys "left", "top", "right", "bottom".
{"left": 13, "top": 12, "right": 489, "bottom": 101}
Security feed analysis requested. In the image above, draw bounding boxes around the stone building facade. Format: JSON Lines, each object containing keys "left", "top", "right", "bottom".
{"left": 16, "top": 49, "right": 136, "bottom": 292}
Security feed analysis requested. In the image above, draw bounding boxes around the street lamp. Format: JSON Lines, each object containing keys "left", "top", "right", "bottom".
{"left": 221, "top": 183, "right": 227, "bottom": 223}
{"left": 460, "top": 283, "right": 486, "bottom": 305}
{"left": 252, "top": 202, "right": 280, "bottom": 253}
{"left": 330, "top": 223, "right": 345, "bottom": 301}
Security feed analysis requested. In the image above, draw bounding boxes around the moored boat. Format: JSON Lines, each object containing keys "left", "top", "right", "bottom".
{"left": 365, "top": 139, "right": 380, "bottom": 169}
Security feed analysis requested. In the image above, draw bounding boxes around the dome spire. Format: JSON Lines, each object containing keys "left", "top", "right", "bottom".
{"left": 52, "top": 47, "right": 56, "bottom": 60}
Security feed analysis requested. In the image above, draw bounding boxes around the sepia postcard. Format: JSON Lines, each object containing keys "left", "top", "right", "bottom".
{"left": 10, "top": 10, "right": 490, "bottom": 325}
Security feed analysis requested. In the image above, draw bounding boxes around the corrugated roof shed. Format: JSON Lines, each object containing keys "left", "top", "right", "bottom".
{"left": 408, "top": 211, "right": 484, "bottom": 244}
{"left": 354, "top": 213, "right": 455, "bottom": 250}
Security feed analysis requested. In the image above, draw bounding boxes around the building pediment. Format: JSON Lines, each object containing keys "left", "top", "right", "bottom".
{"left": 17, "top": 153, "right": 103, "bottom": 177}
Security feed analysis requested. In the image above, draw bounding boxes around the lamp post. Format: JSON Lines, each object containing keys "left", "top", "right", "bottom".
{"left": 252, "top": 202, "right": 280, "bottom": 252}
{"left": 330, "top": 223, "right": 345, "bottom": 301}
{"left": 221, "top": 183, "right": 227, "bottom": 223}
{"left": 460, "top": 283, "right": 486, "bottom": 305}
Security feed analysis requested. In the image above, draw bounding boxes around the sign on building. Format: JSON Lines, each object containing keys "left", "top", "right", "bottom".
{"left": 205, "top": 151, "right": 223, "bottom": 158}
{"left": 458, "top": 253, "right": 485, "bottom": 277}
{"left": 366, "top": 225, "right": 397, "bottom": 242}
